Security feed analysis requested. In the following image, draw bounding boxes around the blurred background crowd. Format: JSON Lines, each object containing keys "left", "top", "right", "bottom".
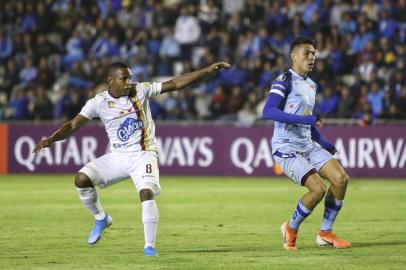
{"left": 1, "top": 0, "right": 406, "bottom": 125}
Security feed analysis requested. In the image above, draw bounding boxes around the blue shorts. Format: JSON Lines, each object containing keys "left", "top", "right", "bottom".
{"left": 273, "top": 144, "right": 333, "bottom": 185}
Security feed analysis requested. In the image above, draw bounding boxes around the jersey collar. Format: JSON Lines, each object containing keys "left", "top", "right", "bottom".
{"left": 289, "top": 68, "right": 308, "bottom": 80}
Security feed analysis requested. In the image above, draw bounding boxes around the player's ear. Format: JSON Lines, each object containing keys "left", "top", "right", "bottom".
{"left": 107, "top": 76, "right": 112, "bottom": 85}
{"left": 290, "top": 52, "right": 296, "bottom": 62}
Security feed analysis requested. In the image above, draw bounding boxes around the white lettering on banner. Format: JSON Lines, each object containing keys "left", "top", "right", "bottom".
{"left": 358, "top": 138, "right": 375, "bottom": 168}
{"left": 231, "top": 137, "right": 274, "bottom": 174}
{"left": 197, "top": 137, "right": 213, "bottom": 167}
{"left": 82, "top": 137, "right": 97, "bottom": 163}
{"left": 399, "top": 147, "right": 406, "bottom": 168}
{"left": 14, "top": 136, "right": 99, "bottom": 171}
{"left": 231, "top": 138, "right": 254, "bottom": 174}
{"left": 374, "top": 139, "right": 404, "bottom": 168}
{"left": 157, "top": 137, "right": 213, "bottom": 167}
{"left": 63, "top": 138, "right": 81, "bottom": 165}
{"left": 253, "top": 138, "right": 274, "bottom": 168}
{"left": 349, "top": 138, "right": 356, "bottom": 168}
{"left": 335, "top": 137, "right": 406, "bottom": 169}
{"left": 54, "top": 140, "right": 66, "bottom": 164}
{"left": 167, "top": 138, "right": 186, "bottom": 166}
{"left": 15, "top": 136, "right": 36, "bottom": 171}
{"left": 35, "top": 145, "right": 53, "bottom": 165}
{"left": 181, "top": 137, "right": 199, "bottom": 166}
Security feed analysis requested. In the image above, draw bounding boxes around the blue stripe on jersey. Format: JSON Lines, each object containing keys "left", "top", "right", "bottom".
{"left": 272, "top": 84, "right": 286, "bottom": 91}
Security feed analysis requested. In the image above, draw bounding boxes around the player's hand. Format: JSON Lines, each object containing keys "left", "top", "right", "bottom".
{"left": 32, "top": 138, "right": 53, "bottom": 153}
{"left": 207, "top": 62, "right": 231, "bottom": 73}
{"left": 329, "top": 147, "right": 337, "bottom": 155}
{"left": 315, "top": 118, "right": 323, "bottom": 126}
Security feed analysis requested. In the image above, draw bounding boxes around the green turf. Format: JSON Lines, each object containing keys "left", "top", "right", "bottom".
{"left": 0, "top": 175, "right": 405, "bottom": 270}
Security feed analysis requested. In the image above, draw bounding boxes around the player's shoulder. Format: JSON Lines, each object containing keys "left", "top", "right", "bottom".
{"left": 93, "top": 90, "right": 110, "bottom": 101}
{"left": 270, "top": 71, "right": 292, "bottom": 94}
{"left": 136, "top": 82, "right": 155, "bottom": 90}
{"left": 272, "top": 71, "right": 292, "bottom": 85}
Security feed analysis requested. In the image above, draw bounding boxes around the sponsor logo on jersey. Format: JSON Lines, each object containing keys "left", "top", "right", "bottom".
{"left": 277, "top": 74, "right": 286, "bottom": 81}
{"left": 117, "top": 118, "right": 143, "bottom": 141}
{"left": 108, "top": 101, "right": 115, "bottom": 108}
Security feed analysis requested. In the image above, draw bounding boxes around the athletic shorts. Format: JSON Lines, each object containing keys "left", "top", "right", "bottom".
{"left": 273, "top": 144, "right": 333, "bottom": 185}
{"left": 79, "top": 151, "right": 161, "bottom": 195}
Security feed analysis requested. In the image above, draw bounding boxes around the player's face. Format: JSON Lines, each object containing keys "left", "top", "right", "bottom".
{"left": 108, "top": 68, "right": 132, "bottom": 97}
{"left": 291, "top": 44, "right": 316, "bottom": 75}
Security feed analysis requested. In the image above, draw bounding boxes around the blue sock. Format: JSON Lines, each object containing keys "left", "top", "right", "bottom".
{"left": 320, "top": 194, "right": 343, "bottom": 232}
{"left": 289, "top": 200, "right": 312, "bottom": 231}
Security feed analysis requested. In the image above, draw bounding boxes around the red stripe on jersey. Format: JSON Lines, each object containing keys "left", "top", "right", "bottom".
{"left": 131, "top": 99, "right": 146, "bottom": 151}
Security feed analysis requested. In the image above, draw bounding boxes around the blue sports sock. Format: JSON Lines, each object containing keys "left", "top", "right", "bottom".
{"left": 320, "top": 194, "right": 343, "bottom": 232}
{"left": 289, "top": 200, "right": 312, "bottom": 231}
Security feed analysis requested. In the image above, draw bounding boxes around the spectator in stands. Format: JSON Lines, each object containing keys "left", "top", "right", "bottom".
{"left": 0, "top": 0, "right": 405, "bottom": 123}
{"left": 31, "top": 85, "right": 53, "bottom": 121}
{"left": 317, "top": 86, "right": 339, "bottom": 118}
{"left": 174, "top": 4, "right": 201, "bottom": 60}
{"left": 367, "top": 80, "right": 385, "bottom": 116}
{"left": 19, "top": 58, "right": 38, "bottom": 86}
{"left": 0, "top": 30, "right": 13, "bottom": 61}
{"left": 356, "top": 102, "right": 376, "bottom": 126}
{"left": 7, "top": 87, "right": 30, "bottom": 120}
{"left": 378, "top": 10, "right": 397, "bottom": 40}
{"left": 336, "top": 85, "right": 355, "bottom": 119}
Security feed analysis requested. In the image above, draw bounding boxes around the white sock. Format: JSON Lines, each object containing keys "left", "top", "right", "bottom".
{"left": 142, "top": 200, "right": 159, "bottom": 248}
{"left": 76, "top": 187, "right": 105, "bottom": 220}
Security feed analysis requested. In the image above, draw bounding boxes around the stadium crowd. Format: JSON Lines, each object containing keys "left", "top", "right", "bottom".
{"left": 1, "top": 0, "right": 406, "bottom": 124}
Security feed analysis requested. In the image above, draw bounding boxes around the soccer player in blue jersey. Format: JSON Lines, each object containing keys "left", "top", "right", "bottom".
{"left": 262, "top": 37, "right": 351, "bottom": 251}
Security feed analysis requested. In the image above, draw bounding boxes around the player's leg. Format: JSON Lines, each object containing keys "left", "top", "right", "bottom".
{"left": 275, "top": 153, "right": 326, "bottom": 251}
{"left": 139, "top": 188, "right": 159, "bottom": 256}
{"left": 76, "top": 152, "right": 128, "bottom": 245}
{"left": 281, "top": 172, "right": 326, "bottom": 251}
{"left": 291, "top": 172, "right": 327, "bottom": 230}
{"left": 75, "top": 172, "right": 107, "bottom": 220}
{"left": 308, "top": 146, "right": 351, "bottom": 248}
{"left": 317, "top": 159, "right": 351, "bottom": 248}
{"left": 129, "top": 151, "right": 160, "bottom": 256}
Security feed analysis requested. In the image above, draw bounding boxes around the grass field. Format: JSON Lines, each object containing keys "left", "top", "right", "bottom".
{"left": 0, "top": 175, "right": 405, "bottom": 270}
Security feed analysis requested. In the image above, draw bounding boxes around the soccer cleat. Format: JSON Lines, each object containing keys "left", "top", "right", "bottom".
{"left": 316, "top": 230, "right": 352, "bottom": 248}
{"left": 144, "top": 246, "right": 158, "bottom": 256}
{"left": 87, "top": 214, "right": 113, "bottom": 245}
{"left": 280, "top": 222, "right": 298, "bottom": 251}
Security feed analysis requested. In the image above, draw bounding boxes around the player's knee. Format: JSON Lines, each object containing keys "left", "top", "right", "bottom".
{"left": 333, "top": 172, "right": 349, "bottom": 189}
{"left": 312, "top": 183, "right": 327, "bottom": 202}
{"left": 74, "top": 172, "right": 94, "bottom": 188}
{"left": 139, "top": 189, "right": 154, "bottom": 202}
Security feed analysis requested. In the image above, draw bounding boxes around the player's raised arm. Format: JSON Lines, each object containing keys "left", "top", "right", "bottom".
{"left": 161, "top": 62, "right": 230, "bottom": 93}
{"left": 32, "top": 114, "right": 89, "bottom": 153}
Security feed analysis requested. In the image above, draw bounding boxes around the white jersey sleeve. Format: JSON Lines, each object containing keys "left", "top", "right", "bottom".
{"left": 136, "top": 82, "right": 162, "bottom": 98}
{"left": 79, "top": 98, "right": 98, "bottom": 120}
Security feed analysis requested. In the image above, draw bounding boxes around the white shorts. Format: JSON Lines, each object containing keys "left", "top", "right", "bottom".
{"left": 79, "top": 151, "right": 161, "bottom": 195}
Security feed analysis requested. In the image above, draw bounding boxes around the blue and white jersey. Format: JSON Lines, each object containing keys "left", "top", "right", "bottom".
{"left": 80, "top": 82, "right": 162, "bottom": 153}
{"left": 270, "top": 69, "right": 317, "bottom": 153}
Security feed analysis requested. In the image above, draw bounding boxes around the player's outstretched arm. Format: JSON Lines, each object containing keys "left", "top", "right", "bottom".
{"left": 32, "top": 114, "right": 89, "bottom": 153}
{"left": 161, "top": 62, "right": 230, "bottom": 93}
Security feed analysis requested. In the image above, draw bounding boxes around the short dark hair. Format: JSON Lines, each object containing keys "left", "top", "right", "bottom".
{"left": 107, "top": 62, "right": 129, "bottom": 77}
{"left": 290, "top": 37, "right": 315, "bottom": 53}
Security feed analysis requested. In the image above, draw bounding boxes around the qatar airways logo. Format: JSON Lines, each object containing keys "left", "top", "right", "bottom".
{"left": 117, "top": 118, "right": 143, "bottom": 141}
